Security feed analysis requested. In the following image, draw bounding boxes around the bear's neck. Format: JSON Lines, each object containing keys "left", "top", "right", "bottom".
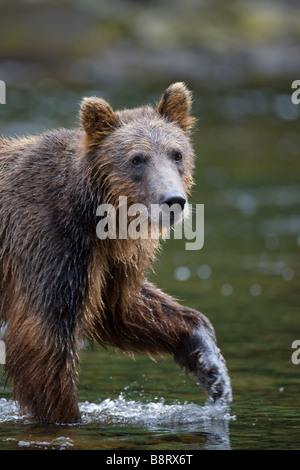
{"left": 82, "top": 236, "right": 159, "bottom": 342}
{"left": 97, "top": 236, "right": 159, "bottom": 293}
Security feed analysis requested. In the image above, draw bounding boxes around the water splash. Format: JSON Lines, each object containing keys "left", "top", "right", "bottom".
{"left": 0, "top": 398, "right": 23, "bottom": 423}
{"left": 0, "top": 395, "right": 234, "bottom": 426}
{"left": 79, "top": 393, "right": 234, "bottom": 426}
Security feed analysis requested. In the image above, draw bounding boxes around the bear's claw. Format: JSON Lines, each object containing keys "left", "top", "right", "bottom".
{"left": 195, "top": 347, "right": 232, "bottom": 404}
{"left": 175, "top": 327, "right": 232, "bottom": 404}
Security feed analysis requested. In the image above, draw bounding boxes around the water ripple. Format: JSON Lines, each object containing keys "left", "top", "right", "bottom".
{"left": 0, "top": 395, "right": 234, "bottom": 426}
{"left": 79, "top": 394, "right": 234, "bottom": 426}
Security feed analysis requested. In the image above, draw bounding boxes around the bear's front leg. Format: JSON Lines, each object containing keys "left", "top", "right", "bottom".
{"left": 174, "top": 322, "right": 232, "bottom": 404}
{"left": 97, "top": 281, "right": 232, "bottom": 404}
{"left": 140, "top": 282, "right": 232, "bottom": 404}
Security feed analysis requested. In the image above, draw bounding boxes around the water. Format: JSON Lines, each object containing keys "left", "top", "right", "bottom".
{"left": 0, "top": 394, "right": 233, "bottom": 450}
{"left": 0, "top": 347, "right": 235, "bottom": 451}
{"left": 0, "top": 86, "right": 299, "bottom": 450}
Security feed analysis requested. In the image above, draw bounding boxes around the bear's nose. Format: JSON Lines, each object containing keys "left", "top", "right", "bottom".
{"left": 159, "top": 191, "right": 186, "bottom": 211}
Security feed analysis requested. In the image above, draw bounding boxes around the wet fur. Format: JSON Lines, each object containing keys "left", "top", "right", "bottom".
{"left": 0, "top": 83, "right": 231, "bottom": 423}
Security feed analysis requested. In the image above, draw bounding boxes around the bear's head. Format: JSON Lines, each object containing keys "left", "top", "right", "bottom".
{"left": 80, "top": 83, "right": 196, "bottom": 232}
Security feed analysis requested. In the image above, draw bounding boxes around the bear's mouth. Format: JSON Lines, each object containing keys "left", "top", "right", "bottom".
{"left": 148, "top": 199, "right": 189, "bottom": 229}
{"left": 126, "top": 203, "right": 185, "bottom": 228}
{"left": 97, "top": 197, "right": 189, "bottom": 241}
{"left": 150, "top": 209, "right": 181, "bottom": 228}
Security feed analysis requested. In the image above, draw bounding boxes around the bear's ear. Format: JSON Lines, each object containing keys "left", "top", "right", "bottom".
{"left": 157, "top": 82, "right": 196, "bottom": 133}
{"left": 80, "top": 97, "right": 118, "bottom": 141}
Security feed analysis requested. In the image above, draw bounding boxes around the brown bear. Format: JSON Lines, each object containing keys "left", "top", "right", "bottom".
{"left": 0, "top": 83, "right": 232, "bottom": 424}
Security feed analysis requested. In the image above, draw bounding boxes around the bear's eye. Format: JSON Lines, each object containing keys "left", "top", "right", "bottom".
{"left": 172, "top": 151, "right": 183, "bottom": 162}
{"left": 131, "top": 156, "right": 143, "bottom": 167}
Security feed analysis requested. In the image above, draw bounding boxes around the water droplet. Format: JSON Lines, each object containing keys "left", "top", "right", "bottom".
{"left": 282, "top": 267, "right": 294, "bottom": 281}
{"left": 174, "top": 266, "right": 191, "bottom": 281}
{"left": 250, "top": 284, "right": 262, "bottom": 296}
{"left": 197, "top": 264, "right": 212, "bottom": 279}
{"left": 221, "top": 284, "right": 233, "bottom": 296}
{"left": 236, "top": 193, "right": 258, "bottom": 215}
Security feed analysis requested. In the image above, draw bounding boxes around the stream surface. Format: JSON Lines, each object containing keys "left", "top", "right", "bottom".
{"left": 0, "top": 85, "right": 299, "bottom": 450}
